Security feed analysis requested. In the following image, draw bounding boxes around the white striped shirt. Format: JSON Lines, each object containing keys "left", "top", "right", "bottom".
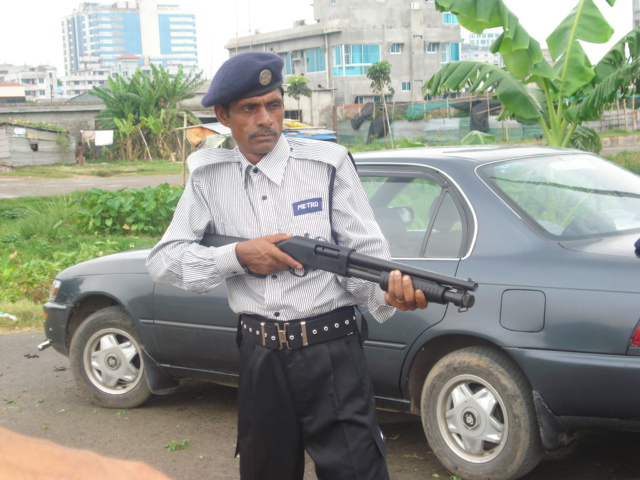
{"left": 146, "top": 135, "right": 395, "bottom": 323}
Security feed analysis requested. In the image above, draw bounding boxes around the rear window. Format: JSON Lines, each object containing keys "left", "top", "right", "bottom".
{"left": 478, "top": 154, "right": 640, "bottom": 239}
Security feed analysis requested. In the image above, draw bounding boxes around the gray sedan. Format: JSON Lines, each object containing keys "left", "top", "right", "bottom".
{"left": 42, "top": 146, "right": 640, "bottom": 480}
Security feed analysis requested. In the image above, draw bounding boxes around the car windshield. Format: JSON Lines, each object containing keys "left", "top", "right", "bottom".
{"left": 479, "top": 153, "right": 640, "bottom": 239}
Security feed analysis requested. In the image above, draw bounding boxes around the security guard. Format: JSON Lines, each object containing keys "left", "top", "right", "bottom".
{"left": 147, "top": 51, "right": 428, "bottom": 480}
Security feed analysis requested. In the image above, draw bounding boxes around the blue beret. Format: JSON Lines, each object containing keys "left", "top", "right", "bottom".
{"left": 201, "top": 52, "right": 284, "bottom": 108}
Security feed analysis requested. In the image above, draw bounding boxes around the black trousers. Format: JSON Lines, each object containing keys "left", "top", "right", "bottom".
{"left": 236, "top": 326, "right": 390, "bottom": 480}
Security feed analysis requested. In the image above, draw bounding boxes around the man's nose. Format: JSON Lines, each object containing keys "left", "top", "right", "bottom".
{"left": 255, "top": 105, "right": 273, "bottom": 126}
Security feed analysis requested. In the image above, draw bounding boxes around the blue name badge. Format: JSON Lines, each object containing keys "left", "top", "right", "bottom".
{"left": 293, "top": 198, "right": 323, "bottom": 216}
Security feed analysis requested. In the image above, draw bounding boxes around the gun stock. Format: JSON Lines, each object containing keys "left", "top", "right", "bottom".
{"left": 201, "top": 233, "right": 477, "bottom": 310}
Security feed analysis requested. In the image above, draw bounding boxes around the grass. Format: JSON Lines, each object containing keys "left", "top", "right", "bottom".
{"left": 0, "top": 192, "right": 159, "bottom": 331}
{"left": 0, "top": 159, "right": 184, "bottom": 179}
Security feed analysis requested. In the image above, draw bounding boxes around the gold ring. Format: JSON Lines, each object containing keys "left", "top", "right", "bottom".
{"left": 396, "top": 298, "right": 405, "bottom": 303}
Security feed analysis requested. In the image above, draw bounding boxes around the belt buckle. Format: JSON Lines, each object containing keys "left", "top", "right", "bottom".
{"left": 275, "top": 323, "right": 290, "bottom": 350}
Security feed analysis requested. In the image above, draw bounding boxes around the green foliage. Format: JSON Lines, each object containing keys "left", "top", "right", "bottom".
{"left": 568, "top": 125, "right": 602, "bottom": 153}
{"left": 89, "top": 64, "right": 204, "bottom": 160}
{"left": 367, "top": 60, "right": 395, "bottom": 96}
{"left": 286, "top": 75, "right": 312, "bottom": 101}
{"left": 76, "top": 184, "right": 184, "bottom": 236}
{"left": 165, "top": 439, "right": 190, "bottom": 451}
{"left": 2, "top": 119, "right": 66, "bottom": 133}
{"left": 1, "top": 208, "right": 32, "bottom": 219}
{"left": 286, "top": 75, "right": 312, "bottom": 119}
{"left": 427, "top": 0, "right": 640, "bottom": 152}
{"left": 460, "top": 130, "right": 496, "bottom": 145}
{"left": 367, "top": 60, "right": 396, "bottom": 148}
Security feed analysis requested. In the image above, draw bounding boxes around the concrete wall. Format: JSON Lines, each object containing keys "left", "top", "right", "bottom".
{"left": 0, "top": 124, "right": 76, "bottom": 167}
{"left": 0, "top": 103, "right": 100, "bottom": 147}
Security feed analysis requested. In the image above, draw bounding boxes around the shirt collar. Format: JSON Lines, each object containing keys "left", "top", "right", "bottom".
{"left": 238, "top": 134, "right": 291, "bottom": 186}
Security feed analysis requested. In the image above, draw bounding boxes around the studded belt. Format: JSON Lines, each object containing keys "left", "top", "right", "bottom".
{"left": 240, "top": 306, "right": 357, "bottom": 350}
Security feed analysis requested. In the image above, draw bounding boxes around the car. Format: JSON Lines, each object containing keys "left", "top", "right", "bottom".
{"left": 40, "top": 145, "right": 640, "bottom": 480}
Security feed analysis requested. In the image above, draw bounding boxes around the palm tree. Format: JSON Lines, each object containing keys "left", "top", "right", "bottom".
{"left": 424, "top": 0, "right": 640, "bottom": 152}
{"left": 90, "top": 64, "right": 204, "bottom": 159}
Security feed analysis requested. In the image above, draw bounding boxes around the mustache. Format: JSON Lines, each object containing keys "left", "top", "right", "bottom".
{"left": 249, "top": 128, "right": 279, "bottom": 139}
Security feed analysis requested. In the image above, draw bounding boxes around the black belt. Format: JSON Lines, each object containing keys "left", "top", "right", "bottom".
{"left": 240, "top": 306, "right": 357, "bottom": 350}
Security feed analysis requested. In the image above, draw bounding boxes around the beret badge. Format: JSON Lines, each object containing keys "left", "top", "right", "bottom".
{"left": 259, "top": 69, "right": 272, "bottom": 86}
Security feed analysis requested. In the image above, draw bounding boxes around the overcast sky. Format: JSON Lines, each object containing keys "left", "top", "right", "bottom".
{"left": 0, "top": 0, "right": 633, "bottom": 78}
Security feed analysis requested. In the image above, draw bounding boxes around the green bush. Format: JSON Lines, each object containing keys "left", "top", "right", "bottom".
{"left": 76, "top": 183, "right": 184, "bottom": 236}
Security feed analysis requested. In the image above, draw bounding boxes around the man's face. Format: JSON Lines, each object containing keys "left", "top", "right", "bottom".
{"left": 215, "top": 88, "right": 284, "bottom": 164}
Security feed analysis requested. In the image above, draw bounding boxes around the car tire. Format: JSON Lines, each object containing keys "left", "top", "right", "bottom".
{"left": 69, "top": 306, "right": 152, "bottom": 409}
{"left": 421, "top": 346, "right": 543, "bottom": 480}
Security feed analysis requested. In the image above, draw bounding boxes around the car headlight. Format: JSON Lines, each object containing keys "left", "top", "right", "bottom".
{"left": 48, "top": 280, "right": 61, "bottom": 302}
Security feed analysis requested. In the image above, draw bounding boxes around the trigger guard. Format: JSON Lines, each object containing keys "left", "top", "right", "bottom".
{"left": 289, "top": 266, "right": 309, "bottom": 277}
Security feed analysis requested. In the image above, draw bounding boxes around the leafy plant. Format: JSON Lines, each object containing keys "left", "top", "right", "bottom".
{"left": 75, "top": 184, "right": 184, "bottom": 236}
{"left": 165, "top": 439, "right": 190, "bottom": 451}
{"left": 1, "top": 208, "right": 32, "bottom": 219}
{"left": 367, "top": 60, "right": 396, "bottom": 148}
{"left": 89, "top": 64, "right": 204, "bottom": 161}
{"left": 425, "top": 0, "right": 640, "bottom": 152}
{"left": 460, "top": 130, "right": 496, "bottom": 145}
{"left": 286, "top": 75, "right": 312, "bottom": 119}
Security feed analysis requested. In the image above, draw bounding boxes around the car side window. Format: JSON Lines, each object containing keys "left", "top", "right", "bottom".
{"left": 361, "top": 174, "right": 464, "bottom": 258}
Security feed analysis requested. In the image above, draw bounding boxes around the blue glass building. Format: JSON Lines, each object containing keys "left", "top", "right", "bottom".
{"left": 62, "top": 0, "right": 198, "bottom": 75}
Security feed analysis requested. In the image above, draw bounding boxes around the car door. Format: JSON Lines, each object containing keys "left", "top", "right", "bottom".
{"left": 150, "top": 282, "right": 239, "bottom": 376}
{"left": 357, "top": 163, "right": 473, "bottom": 398}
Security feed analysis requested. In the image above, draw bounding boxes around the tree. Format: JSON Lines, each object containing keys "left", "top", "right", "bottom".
{"left": 90, "top": 64, "right": 204, "bottom": 160}
{"left": 367, "top": 60, "right": 395, "bottom": 148}
{"left": 424, "top": 0, "right": 640, "bottom": 152}
{"left": 286, "top": 75, "right": 312, "bottom": 121}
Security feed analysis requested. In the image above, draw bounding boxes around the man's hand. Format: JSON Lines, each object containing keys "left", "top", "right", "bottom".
{"left": 0, "top": 426, "right": 173, "bottom": 480}
{"left": 235, "top": 234, "right": 304, "bottom": 275}
{"left": 384, "top": 270, "right": 429, "bottom": 311}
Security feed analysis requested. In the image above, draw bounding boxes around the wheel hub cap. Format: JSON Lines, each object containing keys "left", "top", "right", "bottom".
{"left": 462, "top": 408, "right": 479, "bottom": 430}
{"left": 106, "top": 354, "right": 120, "bottom": 370}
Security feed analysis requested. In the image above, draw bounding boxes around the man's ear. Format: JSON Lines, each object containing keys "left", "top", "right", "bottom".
{"left": 214, "top": 105, "right": 230, "bottom": 127}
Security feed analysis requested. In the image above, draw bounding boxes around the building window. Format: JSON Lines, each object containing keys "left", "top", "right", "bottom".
{"left": 305, "top": 47, "right": 326, "bottom": 72}
{"left": 402, "top": 81, "right": 411, "bottom": 91}
{"left": 443, "top": 13, "right": 458, "bottom": 24}
{"left": 426, "top": 42, "right": 438, "bottom": 53}
{"left": 333, "top": 44, "right": 380, "bottom": 76}
{"left": 331, "top": 0, "right": 336, "bottom": 4}
{"left": 440, "top": 42, "right": 460, "bottom": 65}
{"left": 281, "top": 52, "right": 293, "bottom": 75}
{"left": 390, "top": 43, "right": 403, "bottom": 54}
{"left": 411, "top": 1, "right": 420, "bottom": 8}
{"left": 442, "top": 13, "right": 458, "bottom": 24}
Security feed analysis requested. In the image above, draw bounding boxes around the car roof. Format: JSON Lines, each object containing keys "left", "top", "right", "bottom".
{"left": 352, "top": 145, "right": 585, "bottom": 169}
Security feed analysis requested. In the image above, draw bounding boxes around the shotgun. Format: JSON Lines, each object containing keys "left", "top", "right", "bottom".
{"left": 201, "top": 233, "right": 477, "bottom": 310}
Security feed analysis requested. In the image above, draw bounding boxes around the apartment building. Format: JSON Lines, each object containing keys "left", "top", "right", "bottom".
{"left": 61, "top": 0, "right": 199, "bottom": 92}
{"left": 225, "top": 0, "right": 461, "bottom": 105}
{"left": 0, "top": 64, "right": 58, "bottom": 102}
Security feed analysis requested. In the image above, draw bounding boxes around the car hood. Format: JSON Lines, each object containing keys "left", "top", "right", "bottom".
{"left": 559, "top": 233, "right": 640, "bottom": 259}
{"left": 58, "top": 248, "right": 152, "bottom": 278}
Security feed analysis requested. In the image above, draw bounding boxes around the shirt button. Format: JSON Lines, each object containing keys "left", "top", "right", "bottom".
{"left": 261, "top": 195, "right": 267, "bottom": 200}
{"left": 304, "top": 232, "right": 310, "bottom": 237}
{"left": 271, "top": 274, "right": 277, "bottom": 280}
{"left": 252, "top": 167, "right": 258, "bottom": 173}
{"left": 274, "top": 312, "right": 280, "bottom": 317}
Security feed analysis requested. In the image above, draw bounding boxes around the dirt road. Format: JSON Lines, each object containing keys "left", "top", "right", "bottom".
{"left": 3, "top": 330, "right": 640, "bottom": 480}
{"left": 0, "top": 174, "right": 186, "bottom": 199}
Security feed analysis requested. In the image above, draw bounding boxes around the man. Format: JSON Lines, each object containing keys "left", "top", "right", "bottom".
{"left": 146, "top": 51, "right": 427, "bottom": 480}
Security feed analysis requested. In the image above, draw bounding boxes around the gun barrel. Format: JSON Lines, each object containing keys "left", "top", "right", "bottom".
{"left": 349, "top": 251, "right": 478, "bottom": 292}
